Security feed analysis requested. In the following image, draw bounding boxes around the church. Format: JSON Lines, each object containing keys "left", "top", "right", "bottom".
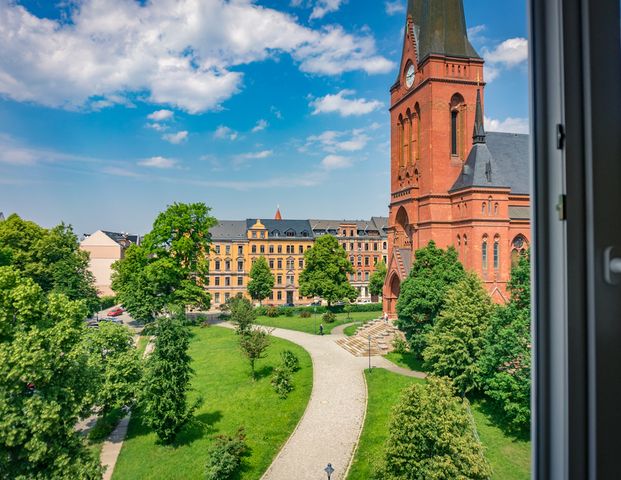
{"left": 383, "top": 0, "right": 531, "bottom": 316}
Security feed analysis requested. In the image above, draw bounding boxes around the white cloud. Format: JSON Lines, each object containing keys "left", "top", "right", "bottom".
{"left": 147, "top": 109, "right": 174, "bottom": 121}
{"left": 0, "top": 133, "right": 95, "bottom": 166}
{"left": 305, "top": 128, "right": 370, "bottom": 153}
{"left": 467, "top": 25, "right": 486, "bottom": 43}
{"left": 310, "top": 89, "right": 383, "bottom": 117}
{"left": 162, "top": 131, "right": 189, "bottom": 144}
{"left": 321, "top": 154, "right": 352, "bottom": 170}
{"left": 0, "top": 0, "right": 393, "bottom": 113}
{"left": 310, "top": 0, "right": 346, "bottom": 20}
{"left": 482, "top": 37, "right": 528, "bottom": 82}
{"left": 384, "top": 1, "right": 405, "bottom": 16}
{"left": 146, "top": 122, "right": 168, "bottom": 132}
{"left": 235, "top": 150, "right": 273, "bottom": 161}
{"left": 102, "top": 166, "right": 144, "bottom": 178}
{"left": 251, "top": 119, "right": 269, "bottom": 133}
{"left": 214, "top": 125, "right": 238, "bottom": 141}
{"left": 138, "top": 156, "right": 178, "bottom": 169}
{"left": 271, "top": 106, "right": 283, "bottom": 119}
{"left": 485, "top": 116, "right": 529, "bottom": 134}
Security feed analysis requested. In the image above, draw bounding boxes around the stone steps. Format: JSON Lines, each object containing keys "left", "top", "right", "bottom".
{"left": 336, "top": 319, "right": 406, "bottom": 357}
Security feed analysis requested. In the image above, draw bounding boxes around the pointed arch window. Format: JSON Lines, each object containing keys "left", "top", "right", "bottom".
{"left": 482, "top": 236, "right": 488, "bottom": 270}
{"left": 414, "top": 103, "right": 421, "bottom": 162}
{"left": 398, "top": 115, "right": 405, "bottom": 168}
{"left": 403, "top": 115, "right": 410, "bottom": 166}
{"left": 494, "top": 235, "right": 500, "bottom": 270}
{"left": 450, "top": 94, "right": 465, "bottom": 158}
{"left": 451, "top": 110, "right": 458, "bottom": 155}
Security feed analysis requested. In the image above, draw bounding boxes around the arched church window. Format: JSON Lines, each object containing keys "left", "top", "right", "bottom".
{"left": 398, "top": 115, "right": 404, "bottom": 168}
{"left": 414, "top": 103, "right": 421, "bottom": 161}
{"left": 482, "top": 202, "right": 487, "bottom": 215}
{"left": 406, "top": 109, "right": 412, "bottom": 166}
{"left": 494, "top": 235, "right": 500, "bottom": 270}
{"left": 457, "top": 235, "right": 461, "bottom": 247}
{"left": 511, "top": 234, "right": 529, "bottom": 266}
{"left": 494, "top": 203, "right": 499, "bottom": 215}
{"left": 450, "top": 94, "right": 465, "bottom": 157}
{"left": 482, "top": 236, "right": 488, "bottom": 270}
{"left": 488, "top": 196, "right": 493, "bottom": 215}
{"left": 402, "top": 115, "right": 410, "bottom": 167}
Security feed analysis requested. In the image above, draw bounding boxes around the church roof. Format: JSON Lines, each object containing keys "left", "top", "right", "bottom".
{"left": 407, "top": 0, "right": 481, "bottom": 63}
{"left": 450, "top": 132, "right": 530, "bottom": 195}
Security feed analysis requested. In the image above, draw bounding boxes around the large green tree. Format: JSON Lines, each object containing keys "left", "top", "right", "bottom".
{"left": 0, "top": 267, "right": 102, "bottom": 479}
{"left": 141, "top": 315, "right": 200, "bottom": 444}
{"left": 378, "top": 377, "right": 492, "bottom": 480}
{"left": 479, "top": 251, "right": 531, "bottom": 434}
{"left": 299, "top": 235, "right": 357, "bottom": 306}
{"left": 112, "top": 203, "right": 217, "bottom": 321}
{"left": 368, "top": 260, "right": 387, "bottom": 298}
{"left": 396, "top": 241, "right": 465, "bottom": 356}
{"left": 0, "top": 214, "right": 99, "bottom": 314}
{"left": 83, "top": 322, "right": 142, "bottom": 416}
{"left": 423, "top": 273, "right": 495, "bottom": 396}
{"left": 227, "top": 295, "right": 257, "bottom": 336}
{"left": 247, "top": 256, "right": 274, "bottom": 305}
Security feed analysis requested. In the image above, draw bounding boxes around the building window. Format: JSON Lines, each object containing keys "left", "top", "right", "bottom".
{"left": 286, "top": 231, "right": 295, "bottom": 237}
{"left": 451, "top": 110, "right": 458, "bottom": 155}
{"left": 214, "top": 293, "right": 220, "bottom": 304}
{"left": 238, "top": 245, "right": 243, "bottom": 256}
{"left": 365, "top": 257, "right": 370, "bottom": 266}
{"left": 225, "top": 260, "right": 231, "bottom": 271}
{"left": 365, "top": 272, "right": 369, "bottom": 281}
{"left": 269, "top": 245, "right": 274, "bottom": 253}
{"left": 277, "top": 275, "right": 282, "bottom": 285}
{"left": 237, "top": 276, "right": 243, "bottom": 286}
{"left": 225, "top": 277, "right": 230, "bottom": 286}
{"left": 215, "top": 245, "right": 221, "bottom": 254}
{"left": 269, "top": 292, "right": 274, "bottom": 300}
{"left": 224, "top": 293, "right": 230, "bottom": 302}
{"left": 215, "top": 277, "right": 220, "bottom": 286}
{"left": 260, "top": 245, "right": 265, "bottom": 254}
{"left": 287, "top": 275, "right": 294, "bottom": 286}
{"left": 357, "top": 271, "right": 362, "bottom": 281}
{"left": 457, "top": 235, "right": 461, "bottom": 248}
{"left": 252, "top": 231, "right": 257, "bottom": 238}
{"left": 251, "top": 245, "right": 257, "bottom": 253}
{"left": 374, "top": 242, "right": 378, "bottom": 251}
{"left": 350, "top": 230, "right": 354, "bottom": 237}
{"left": 277, "top": 291, "right": 282, "bottom": 300}
{"left": 403, "top": 113, "right": 411, "bottom": 166}
{"left": 299, "top": 245, "right": 304, "bottom": 254}
{"left": 225, "top": 245, "right": 230, "bottom": 255}
{"left": 260, "top": 231, "right": 265, "bottom": 238}
{"left": 238, "top": 261, "right": 243, "bottom": 271}
{"left": 383, "top": 242, "right": 387, "bottom": 250}
{"left": 278, "top": 245, "right": 283, "bottom": 254}
{"left": 350, "top": 273, "right": 355, "bottom": 281}
{"left": 287, "top": 259, "right": 294, "bottom": 269}
{"left": 278, "top": 259, "right": 282, "bottom": 269}
{"left": 414, "top": 103, "right": 421, "bottom": 161}
{"left": 357, "top": 256, "right": 362, "bottom": 266}
{"left": 488, "top": 197, "right": 493, "bottom": 215}
{"left": 299, "top": 259, "right": 304, "bottom": 269}
{"left": 269, "top": 260, "right": 274, "bottom": 269}
{"left": 482, "top": 202, "right": 487, "bottom": 215}
{"left": 494, "top": 236, "right": 500, "bottom": 270}
{"left": 511, "top": 235, "right": 529, "bottom": 266}
{"left": 215, "top": 260, "right": 221, "bottom": 271}
{"left": 482, "top": 237, "right": 488, "bottom": 270}
{"left": 450, "top": 94, "right": 465, "bottom": 157}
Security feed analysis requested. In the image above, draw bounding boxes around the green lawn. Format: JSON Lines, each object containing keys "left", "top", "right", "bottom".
{"left": 383, "top": 351, "right": 427, "bottom": 373}
{"left": 113, "top": 326, "right": 313, "bottom": 480}
{"left": 255, "top": 311, "right": 379, "bottom": 335}
{"left": 343, "top": 322, "right": 362, "bottom": 336}
{"left": 136, "top": 336, "right": 149, "bottom": 356}
{"left": 348, "top": 369, "right": 531, "bottom": 480}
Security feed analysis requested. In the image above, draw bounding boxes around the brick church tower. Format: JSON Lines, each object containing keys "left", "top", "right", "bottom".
{"left": 384, "top": 0, "right": 531, "bottom": 315}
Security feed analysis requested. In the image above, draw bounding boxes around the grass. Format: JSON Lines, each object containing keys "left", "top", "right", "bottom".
{"left": 112, "top": 326, "right": 313, "bottom": 480}
{"left": 343, "top": 322, "right": 362, "bottom": 336}
{"left": 255, "top": 311, "right": 379, "bottom": 335}
{"left": 348, "top": 369, "right": 531, "bottom": 480}
{"left": 383, "top": 351, "right": 427, "bottom": 373}
{"left": 136, "top": 336, "right": 149, "bottom": 356}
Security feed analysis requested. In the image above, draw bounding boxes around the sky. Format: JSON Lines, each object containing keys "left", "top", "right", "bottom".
{"left": 0, "top": 0, "right": 529, "bottom": 235}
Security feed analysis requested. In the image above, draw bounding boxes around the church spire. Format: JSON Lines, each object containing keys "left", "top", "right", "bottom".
{"left": 274, "top": 206, "right": 282, "bottom": 221}
{"left": 472, "top": 89, "right": 486, "bottom": 144}
{"left": 406, "top": 0, "right": 480, "bottom": 63}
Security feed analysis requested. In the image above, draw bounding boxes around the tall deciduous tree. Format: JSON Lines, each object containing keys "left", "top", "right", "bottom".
{"left": 141, "top": 315, "right": 200, "bottom": 444}
{"left": 368, "top": 260, "right": 387, "bottom": 298}
{"left": 247, "top": 257, "right": 274, "bottom": 305}
{"left": 0, "top": 266, "right": 102, "bottom": 479}
{"left": 378, "top": 377, "right": 492, "bottom": 480}
{"left": 239, "top": 328, "right": 272, "bottom": 380}
{"left": 228, "top": 295, "right": 257, "bottom": 336}
{"left": 423, "top": 273, "right": 495, "bottom": 396}
{"left": 112, "top": 203, "right": 217, "bottom": 321}
{"left": 0, "top": 214, "right": 99, "bottom": 314}
{"left": 396, "top": 241, "right": 465, "bottom": 356}
{"left": 299, "top": 235, "right": 357, "bottom": 306}
{"left": 479, "top": 251, "right": 531, "bottom": 434}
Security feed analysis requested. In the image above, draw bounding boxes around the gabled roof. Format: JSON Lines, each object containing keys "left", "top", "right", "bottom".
{"left": 407, "top": 0, "right": 480, "bottom": 63}
{"left": 210, "top": 221, "right": 247, "bottom": 241}
{"left": 450, "top": 132, "right": 530, "bottom": 194}
{"left": 246, "top": 219, "right": 314, "bottom": 239}
{"left": 102, "top": 231, "right": 141, "bottom": 247}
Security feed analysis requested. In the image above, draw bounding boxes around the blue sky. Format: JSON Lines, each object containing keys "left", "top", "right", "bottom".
{"left": 0, "top": 0, "right": 528, "bottom": 235}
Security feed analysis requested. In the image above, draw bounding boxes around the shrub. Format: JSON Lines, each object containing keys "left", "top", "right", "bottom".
{"left": 392, "top": 337, "right": 409, "bottom": 354}
{"left": 299, "top": 310, "right": 311, "bottom": 318}
{"left": 323, "top": 312, "right": 337, "bottom": 324}
{"left": 265, "top": 306, "right": 279, "bottom": 317}
{"left": 280, "top": 350, "right": 300, "bottom": 372}
{"left": 254, "top": 306, "right": 268, "bottom": 316}
{"left": 271, "top": 366, "right": 294, "bottom": 399}
{"left": 99, "top": 295, "right": 118, "bottom": 310}
{"left": 281, "top": 307, "right": 294, "bottom": 317}
{"left": 205, "top": 428, "right": 249, "bottom": 480}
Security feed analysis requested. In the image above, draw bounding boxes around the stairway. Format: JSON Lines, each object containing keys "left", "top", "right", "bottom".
{"left": 336, "top": 319, "right": 406, "bottom": 357}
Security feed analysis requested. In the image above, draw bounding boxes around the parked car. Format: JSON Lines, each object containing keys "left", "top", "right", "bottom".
{"left": 86, "top": 319, "right": 99, "bottom": 328}
{"left": 283, "top": 303, "right": 295, "bottom": 308}
{"left": 101, "top": 317, "right": 122, "bottom": 324}
{"left": 308, "top": 301, "right": 322, "bottom": 307}
{"left": 108, "top": 307, "right": 124, "bottom": 317}
{"left": 356, "top": 299, "right": 372, "bottom": 304}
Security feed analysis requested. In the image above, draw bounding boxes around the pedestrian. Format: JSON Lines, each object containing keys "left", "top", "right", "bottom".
{"left": 319, "top": 323, "right": 324, "bottom": 336}
{"left": 383, "top": 312, "right": 389, "bottom": 323}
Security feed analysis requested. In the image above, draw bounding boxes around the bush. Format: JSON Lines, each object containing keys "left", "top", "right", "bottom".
{"left": 99, "top": 295, "right": 118, "bottom": 310}
{"left": 271, "top": 366, "right": 294, "bottom": 399}
{"left": 280, "top": 307, "right": 294, "bottom": 317}
{"left": 265, "top": 306, "right": 279, "bottom": 317}
{"left": 323, "top": 312, "right": 337, "bottom": 324}
{"left": 299, "top": 310, "right": 311, "bottom": 318}
{"left": 87, "top": 407, "right": 125, "bottom": 442}
{"left": 205, "top": 428, "right": 249, "bottom": 480}
{"left": 392, "top": 336, "right": 409, "bottom": 354}
{"left": 280, "top": 350, "right": 300, "bottom": 372}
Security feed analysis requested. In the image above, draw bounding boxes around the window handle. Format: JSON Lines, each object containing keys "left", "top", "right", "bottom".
{"left": 604, "top": 247, "right": 621, "bottom": 285}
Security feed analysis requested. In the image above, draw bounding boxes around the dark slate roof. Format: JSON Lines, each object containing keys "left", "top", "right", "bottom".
{"left": 246, "top": 219, "right": 314, "bottom": 239}
{"left": 450, "top": 132, "right": 530, "bottom": 195}
{"left": 400, "top": 248, "right": 413, "bottom": 276}
{"left": 210, "top": 221, "right": 247, "bottom": 241}
{"left": 310, "top": 218, "right": 388, "bottom": 237}
{"left": 102, "top": 231, "right": 141, "bottom": 247}
{"left": 407, "top": 0, "right": 480, "bottom": 63}
{"left": 371, "top": 217, "right": 389, "bottom": 236}
{"left": 509, "top": 206, "right": 530, "bottom": 220}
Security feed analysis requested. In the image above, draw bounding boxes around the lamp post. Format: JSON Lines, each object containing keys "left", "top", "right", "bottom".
{"left": 324, "top": 463, "right": 334, "bottom": 480}
{"left": 314, "top": 306, "right": 317, "bottom": 335}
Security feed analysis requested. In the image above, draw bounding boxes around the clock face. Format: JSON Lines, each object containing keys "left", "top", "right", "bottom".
{"left": 405, "top": 63, "right": 415, "bottom": 88}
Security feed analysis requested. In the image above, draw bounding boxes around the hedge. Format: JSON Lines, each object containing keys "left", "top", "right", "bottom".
{"left": 254, "top": 303, "right": 382, "bottom": 317}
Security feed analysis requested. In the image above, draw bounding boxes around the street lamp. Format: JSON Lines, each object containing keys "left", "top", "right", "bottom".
{"left": 324, "top": 463, "right": 335, "bottom": 480}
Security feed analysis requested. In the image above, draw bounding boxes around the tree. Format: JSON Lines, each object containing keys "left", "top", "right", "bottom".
{"left": 228, "top": 295, "right": 256, "bottom": 336}
{"left": 423, "top": 273, "right": 495, "bottom": 396}
{"left": 83, "top": 322, "right": 142, "bottom": 415}
{"left": 396, "top": 241, "right": 465, "bottom": 356}
{"left": 112, "top": 203, "right": 217, "bottom": 321}
{"left": 478, "top": 251, "right": 531, "bottom": 434}
{"left": 368, "top": 260, "right": 387, "bottom": 298}
{"left": 378, "top": 377, "right": 492, "bottom": 480}
{"left": 0, "top": 266, "right": 102, "bottom": 479}
{"left": 247, "top": 257, "right": 274, "bottom": 305}
{"left": 141, "top": 315, "right": 200, "bottom": 443}
{"left": 239, "top": 328, "right": 272, "bottom": 380}
{"left": 0, "top": 214, "right": 99, "bottom": 314}
{"left": 299, "top": 235, "right": 357, "bottom": 306}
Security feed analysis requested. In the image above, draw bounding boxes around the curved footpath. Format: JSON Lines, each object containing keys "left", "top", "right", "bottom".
{"left": 219, "top": 322, "right": 424, "bottom": 480}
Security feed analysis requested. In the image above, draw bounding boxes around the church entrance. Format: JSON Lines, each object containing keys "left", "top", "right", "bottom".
{"left": 386, "top": 273, "right": 401, "bottom": 317}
